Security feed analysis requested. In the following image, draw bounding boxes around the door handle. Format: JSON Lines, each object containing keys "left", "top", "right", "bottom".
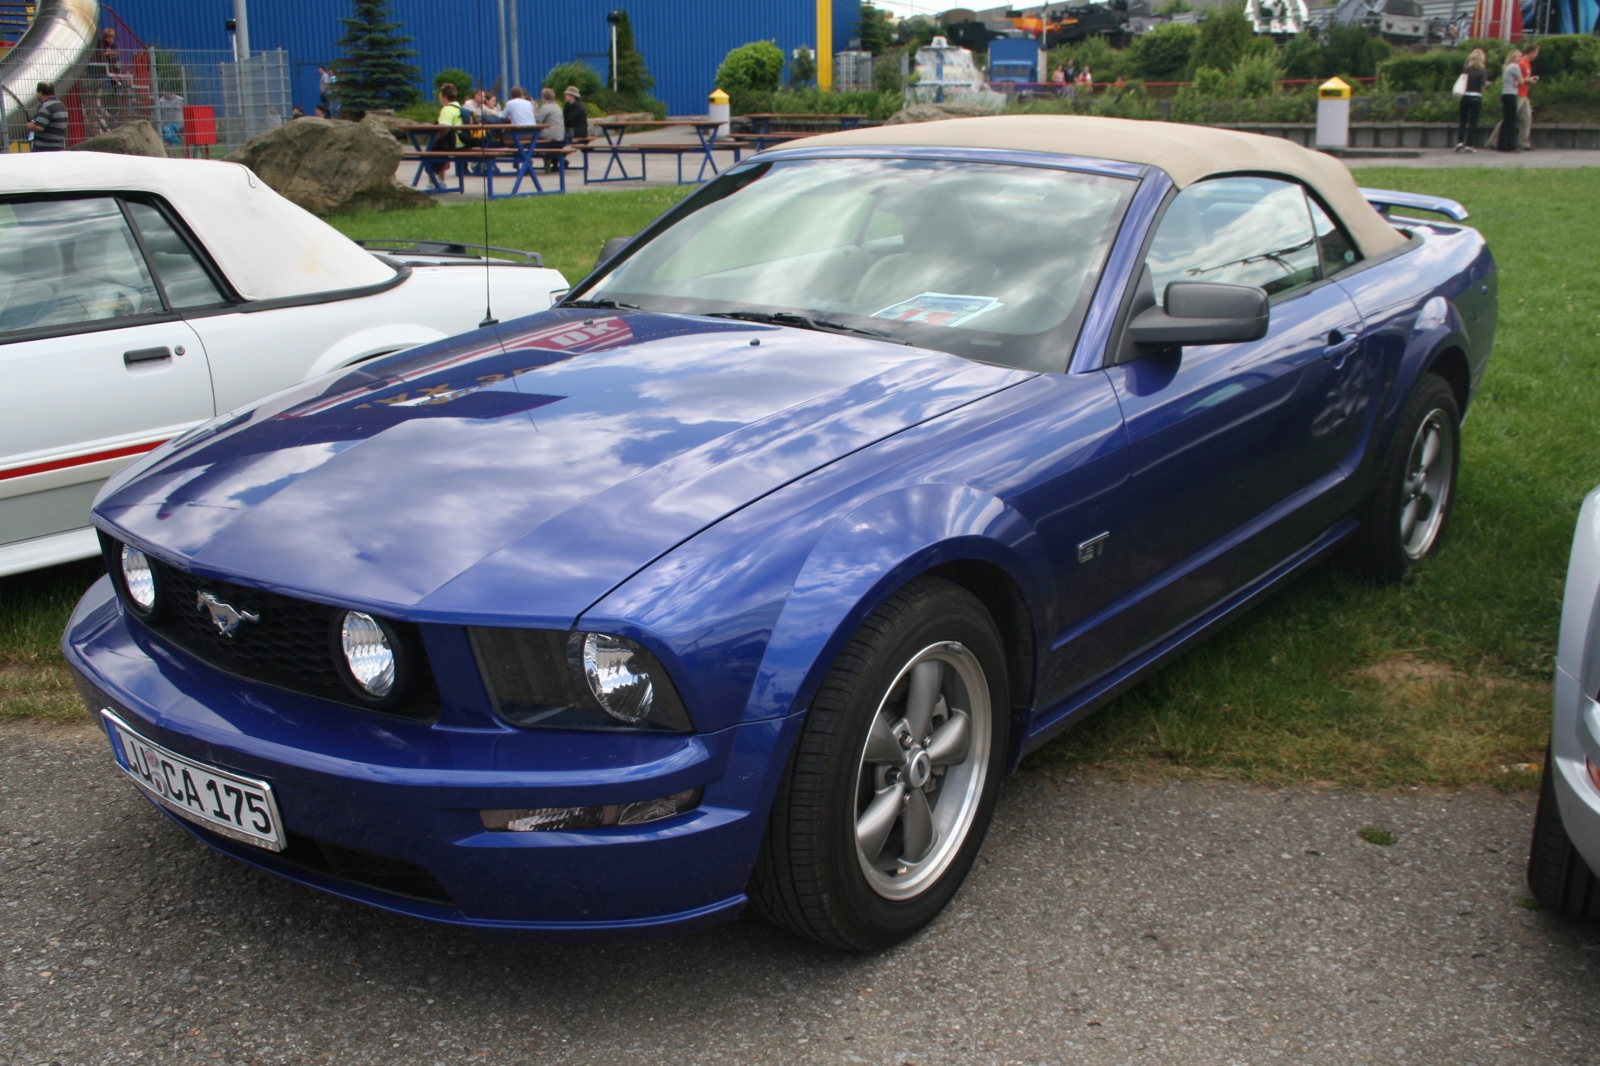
{"left": 124, "top": 346, "right": 172, "bottom": 366}
{"left": 1322, "top": 329, "right": 1360, "bottom": 366}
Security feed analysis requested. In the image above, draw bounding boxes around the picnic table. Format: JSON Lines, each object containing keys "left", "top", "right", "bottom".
{"left": 740, "top": 113, "right": 865, "bottom": 151}
{"left": 399, "top": 123, "right": 569, "bottom": 198}
{"left": 587, "top": 118, "right": 742, "bottom": 185}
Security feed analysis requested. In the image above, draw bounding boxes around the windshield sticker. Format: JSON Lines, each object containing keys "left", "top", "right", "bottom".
{"left": 872, "top": 293, "right": 1002, "bottom": 328}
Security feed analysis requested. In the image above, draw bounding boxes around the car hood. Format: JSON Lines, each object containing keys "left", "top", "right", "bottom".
{"left": 95, "top": 310, "right": 1032, "bottom": 625}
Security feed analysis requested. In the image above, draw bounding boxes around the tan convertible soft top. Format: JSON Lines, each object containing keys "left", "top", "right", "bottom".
{"left": 789, "top": 115, "right": 1406, "bottom": 259}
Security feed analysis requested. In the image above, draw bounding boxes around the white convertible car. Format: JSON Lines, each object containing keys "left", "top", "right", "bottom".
{"left": 0, "top": 154, "right": 569, "bottom": 577}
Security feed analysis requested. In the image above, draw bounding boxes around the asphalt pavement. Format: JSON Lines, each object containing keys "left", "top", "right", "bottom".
{"left": 4, "top": 718, "right": 1599, "bottom": 1066}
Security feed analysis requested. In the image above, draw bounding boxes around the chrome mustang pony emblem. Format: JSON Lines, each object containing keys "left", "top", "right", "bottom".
{"left": 195, "top": 591, "right": 259, "bottom": 637}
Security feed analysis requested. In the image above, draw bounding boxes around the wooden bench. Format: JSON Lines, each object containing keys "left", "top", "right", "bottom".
{"left": 581, "top": 139, "right": 751, "bottom": 185}
{"left": 400, "top": 149, "right": 517, "bottom": 194}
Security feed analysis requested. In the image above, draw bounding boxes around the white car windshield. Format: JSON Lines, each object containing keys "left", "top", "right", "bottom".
{"left": 581, "top": 157, "right": 1136, "bottom": 372}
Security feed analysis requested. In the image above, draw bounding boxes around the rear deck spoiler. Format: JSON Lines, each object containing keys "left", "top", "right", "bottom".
{"left": 1359, "top": 188, "right": 1469, "bottom": 222}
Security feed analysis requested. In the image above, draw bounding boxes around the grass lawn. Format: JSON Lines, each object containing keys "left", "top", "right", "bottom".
{"left": 328, "top": 187, "right": 694, "bottom": 287}
{"left": 4, "top": 169, "right": 1595, "bottom": 791}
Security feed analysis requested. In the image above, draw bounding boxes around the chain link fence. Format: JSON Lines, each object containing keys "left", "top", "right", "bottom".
{"left": 5, "top": 46, "right": 290, "bottom": 155}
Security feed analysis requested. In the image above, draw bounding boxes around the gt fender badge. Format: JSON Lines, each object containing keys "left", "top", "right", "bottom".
{"left": 1077, "top": 532, "right": 1110, "bottom": 564}
{"left": 196, "top": 591, "right": 259, "bottom": 637}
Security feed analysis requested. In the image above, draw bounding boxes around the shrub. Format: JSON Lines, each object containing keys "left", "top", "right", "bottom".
{"left": 716, "top": 40, "right": 785, "bottom": 95}
{"left": 1136, "top": 22, "right": 1199, "bottom": 81}
{"left": 1191, "top": 65, "right": 1231, "bottom": 97}
{"left": 1532, "top": 34, "right": 1600, "bottom": 81}
{"left": 432, "top": 67, "right": 472, "bottom": 99}
{"left": 1321, "top": 23, "right": 1391, "bottom": 79}
{"left": 1230, "top": 52, "right": 1281, "bottom": 97}
{"left": 1159, "top": 0, "right": 1192, "bottom": 12}
{"left": 1279, "top": 33, "right": 1321, "bottom": 79}
{"left": 542, "top": 61, "right": 602, "bottom": 100}
{"left": 1378, "top": 50, "right": 1464, "bottom": 92}
{"left": 1192, "top": 2, "right": 1253, "bottom": 75}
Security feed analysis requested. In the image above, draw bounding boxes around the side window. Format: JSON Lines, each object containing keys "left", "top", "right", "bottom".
{"left": 1145, "top": 177, "right": 1320, "bottom": 300}
{"left": 125, "top": 201, "right": 228, "bottom": 308}
{"left": 1307, "top": 196, "right": 1360, "bottom": 278}
{"left": 0, "top": 197, "right": 160, "bottom": 334}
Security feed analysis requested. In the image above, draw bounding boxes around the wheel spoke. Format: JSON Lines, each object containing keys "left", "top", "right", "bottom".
{"left": 1399, "top": 497, "right": 1419, "bottom": 543}
{"left": 857, "top": 783, "right": 905, "bottom": 863}
{"left": 1419, "top": 426, "right": 1441, "bottom": 473}
{"left": 924, "top": 709, "right": 970, "bottom": 766}
{"left": 901, "top": 787, "right": 935, "bottom": 863}
{"left": 864, "top": 712, "right": 903, "bottom": 766}
{"left": 904, "top": 660, "right": 943, "bottom": 742}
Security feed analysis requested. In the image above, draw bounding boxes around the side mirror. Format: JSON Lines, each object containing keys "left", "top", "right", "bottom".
{"left": 596, "top": 236, "right": 633, "bottom": 267}
{"left": 1126, "top": 282, "right": 1270, "bottom": 347}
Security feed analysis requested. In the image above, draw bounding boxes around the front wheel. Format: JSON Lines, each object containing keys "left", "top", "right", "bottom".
{"left": 748, "top": 576, "right": 1009, "bottom": 950}
{"left": 1351, "top": 372, "right": 1461, "bottom": 582}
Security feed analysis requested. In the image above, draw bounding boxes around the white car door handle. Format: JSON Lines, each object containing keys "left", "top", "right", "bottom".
{"left": 123, "top": 346, "right": 172, "bottom": 367}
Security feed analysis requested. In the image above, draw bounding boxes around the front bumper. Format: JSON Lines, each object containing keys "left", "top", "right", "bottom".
{"left": 63, "top": 576, "right": 794, "bottom": 941}
{"left": 1552, "top": 666, "right": 1600, "bottom": 875}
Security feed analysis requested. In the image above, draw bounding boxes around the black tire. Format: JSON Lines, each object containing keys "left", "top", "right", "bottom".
{"left": 748, "top": 576, "right": 1010, "bottom": 951}
{"left": 1528, "top": 747, "right": 1600, "bottom": 918}
{"left": 1351, "top": 372, "right": 1461, "bottom": 582}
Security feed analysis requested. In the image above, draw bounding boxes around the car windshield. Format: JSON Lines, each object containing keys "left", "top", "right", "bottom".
{"left": 579, "top": 157, "right": 1136, "bottom": 372}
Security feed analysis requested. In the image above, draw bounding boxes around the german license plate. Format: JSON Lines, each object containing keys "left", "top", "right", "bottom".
{"left": 102, "top": 710, "right": 285, "bottom": 852}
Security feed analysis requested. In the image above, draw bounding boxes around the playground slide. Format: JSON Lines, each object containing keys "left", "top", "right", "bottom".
{"left": 0, "top": 0, "right": 99, "bottom": 147}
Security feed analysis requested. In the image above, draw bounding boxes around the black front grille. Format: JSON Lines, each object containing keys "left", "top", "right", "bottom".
{"left": 278, "top": 833, "right": 455, "bottom": 906}
{"left": 122, "top": 548, "right": 439, "bottom": 721}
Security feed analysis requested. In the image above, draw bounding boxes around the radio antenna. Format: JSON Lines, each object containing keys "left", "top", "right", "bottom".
{"left": 476, "top": 0, "right": 497, "bottom": 330}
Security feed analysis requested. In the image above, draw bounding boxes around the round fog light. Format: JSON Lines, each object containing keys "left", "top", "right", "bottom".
{"left": 339, "top": 611, "right": 395, "bottom": 698}
{"left": 120, "top": 545, "right": 156, "bottom": 613}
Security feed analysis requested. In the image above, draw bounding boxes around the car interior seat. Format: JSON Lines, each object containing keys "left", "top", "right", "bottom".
{"left": 0, "top": 228, "right": 64, "bottom": 332}
{"left": 851, "top": 197, "right": 1001, "bottom": 314}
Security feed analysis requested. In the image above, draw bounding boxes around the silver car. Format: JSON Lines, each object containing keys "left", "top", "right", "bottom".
{"left": 1529, "top": 485, "right": 1600, "bottom": 915}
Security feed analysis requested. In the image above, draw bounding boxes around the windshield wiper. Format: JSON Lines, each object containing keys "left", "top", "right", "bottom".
{"left": 703, "top": 310, "right": 891, "bottom": 340}
{"left": 558, "top": 297, "right": 641, "bottom": 310}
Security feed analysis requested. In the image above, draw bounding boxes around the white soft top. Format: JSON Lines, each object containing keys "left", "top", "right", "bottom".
{"left": 0, "top": 153, "right": 394, "bottom": 299}
{"left": 795, "top": 115, "right": 1407, "bottom": 259}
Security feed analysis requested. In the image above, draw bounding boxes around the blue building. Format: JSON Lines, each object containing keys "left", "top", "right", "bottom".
{"left": 104, "top": 0, "right": 863, "bottom": 117}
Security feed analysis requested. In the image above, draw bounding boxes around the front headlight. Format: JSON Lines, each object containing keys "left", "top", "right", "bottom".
{"left": 468, "top": 627, "right": 693, "bottom": 732}
{"left": 119, "top": 545, "right": 157, "bottom": 615}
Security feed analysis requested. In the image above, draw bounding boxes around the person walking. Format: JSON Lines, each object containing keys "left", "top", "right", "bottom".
{"left": 562, "top": 85, "right": 588, "bottom": 143}
{"left": 535, "top": 87, "right": 565, "bottom": 171}
{"left": 1496, "top": 50, "right": 1522, "bottom": 152}
{"left": 26, "top": 82, "right": 68, "bottom": 152}
{"left": 1515, "top": 42, "right": 1538, "bottom": 150}
{"left": 1454, "top": 48, "right": 1486, "bottom": 152}
{"left": 318, "top": 67, "right": 333, "bottom": 111}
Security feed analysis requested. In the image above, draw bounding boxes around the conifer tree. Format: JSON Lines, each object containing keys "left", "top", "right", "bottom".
{"left": 608, "top": 10, "right": 655, "bottom": 100}
{"left": 332, "top": 0, "right": 421, "bottom": 115}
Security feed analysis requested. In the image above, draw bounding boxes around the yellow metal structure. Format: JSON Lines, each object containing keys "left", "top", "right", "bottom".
{"left": 817, "top": 0, "right": 832, "bottom": 91}
{"left": 1318, "top": 77, "right": 1352, "bottom": 99}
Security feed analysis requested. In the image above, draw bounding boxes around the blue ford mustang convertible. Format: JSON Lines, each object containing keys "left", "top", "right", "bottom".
{"left": 64, "top": 116, "right": 1496, "bottom": 949}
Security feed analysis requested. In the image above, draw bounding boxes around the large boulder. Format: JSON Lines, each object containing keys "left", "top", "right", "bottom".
{"left": 69, "top": 120, "right": 165, "bottom": 157}
{"left": 884, "top": 101, "right": 998, "bottom": 125}
{"left": 361, "top": 110, "right": 414, "bottom": 142}
{"left": 225, "top": 117, "right": 431, "bottom": 215}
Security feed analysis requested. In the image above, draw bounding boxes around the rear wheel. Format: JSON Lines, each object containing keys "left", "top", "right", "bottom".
{"left": 1351, "top": 372, "right": 1460, "bottom": 582}
{"left": 748, "top": 576, "right": 1009, "bottom": 950}
{"left": 1528, "top": 747, "right": 1600, "bottom": 918}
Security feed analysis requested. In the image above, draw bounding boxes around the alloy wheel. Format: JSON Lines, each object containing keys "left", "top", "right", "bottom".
{"left": 854, "top": 640, "right": 992, "bottom": 901}
{"left": 1399, "top": 408, "right": 1455, "bottom": 560}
